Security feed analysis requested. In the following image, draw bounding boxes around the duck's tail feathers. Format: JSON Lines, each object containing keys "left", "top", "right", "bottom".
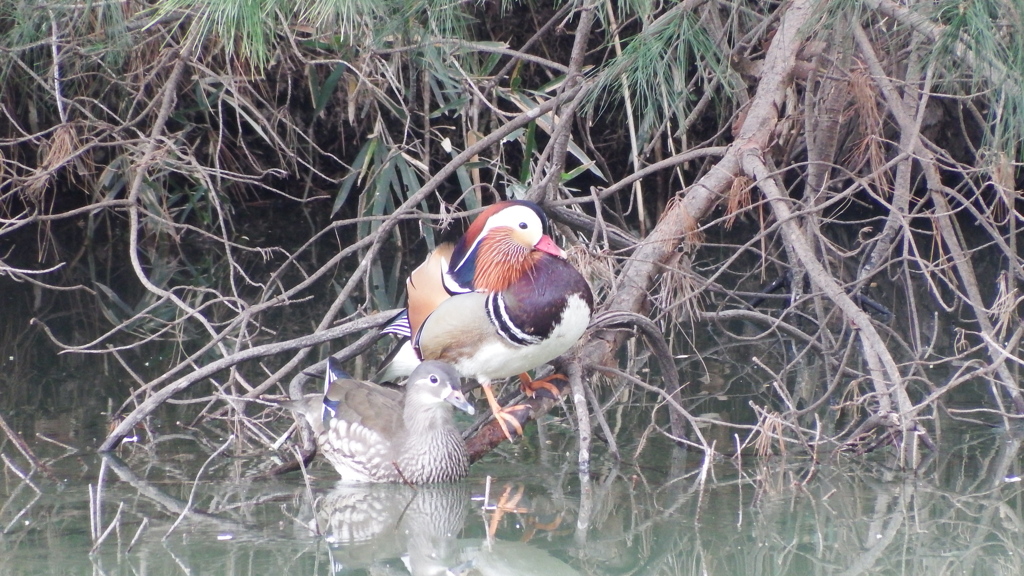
{"left": 380, "top": 309, "right": 412, "bottom": 338}
{"left": 373, "top": 339, "right": 420, "bottom": 383}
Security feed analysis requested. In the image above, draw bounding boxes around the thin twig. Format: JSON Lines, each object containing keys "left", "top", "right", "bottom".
{"left": 164, "top": 434, "right": 235, "bottom": 539}
{"left": 0, "top": 411, "right": 50, "bottom": 477}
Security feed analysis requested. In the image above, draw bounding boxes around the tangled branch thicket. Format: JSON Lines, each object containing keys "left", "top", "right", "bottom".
{"left": 1, "top": 0, "right": 1023, "bottom": 467}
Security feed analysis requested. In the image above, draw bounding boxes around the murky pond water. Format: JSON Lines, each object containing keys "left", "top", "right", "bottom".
{"left": 3, "top": 388, "right": 1024, "bottom": 576}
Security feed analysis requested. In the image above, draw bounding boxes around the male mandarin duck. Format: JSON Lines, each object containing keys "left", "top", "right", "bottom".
{"left": 289, "top": 358, "right": 474, "bottom": 484}
{"left": 378, "top": 200, "right": 594, "bottom": 440}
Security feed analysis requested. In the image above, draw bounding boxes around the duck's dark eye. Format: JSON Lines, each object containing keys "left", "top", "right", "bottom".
{"left": 519, "top": 221, "right": 528, "bottom": 229}
{"left": 430, "top": 375, "right": 439, "bottom": 384}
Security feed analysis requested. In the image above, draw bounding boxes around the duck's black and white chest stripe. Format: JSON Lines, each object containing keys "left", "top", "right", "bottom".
{"left": 486, "top": 292, "right": 543, "bottom": 346}
{"left": 486, "top": 255, "right": 593, "bottom": 347}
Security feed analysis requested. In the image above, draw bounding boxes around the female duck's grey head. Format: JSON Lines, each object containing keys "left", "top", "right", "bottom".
{"left": 406, "top": 361, "right": 475, "bottom": 416}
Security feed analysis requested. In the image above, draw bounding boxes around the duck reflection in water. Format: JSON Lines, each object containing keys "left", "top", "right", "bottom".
{"left": 315, "top": 483, "right": 467, "bottom": 575}
{"left": 313, "top": 482, "right": 579, "bottom": 576}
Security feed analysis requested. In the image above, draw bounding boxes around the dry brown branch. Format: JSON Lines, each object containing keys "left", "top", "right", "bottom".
{"left": 741, "top": 153, "right": 921, "bottom": 457}
{"left": 527, "top": 0, "right": 599, "bottom": 204}
{"left": 853, "top": 23, "right": 1024, "bottom": 421}
{"left": 569, "top": 0, "right": 816, "bottom": 458}
{"left": 464, "top": 374, "right": 572, "bottom": 462}
{"left": 99, "top": 310, "right": 397, "bottom": 450}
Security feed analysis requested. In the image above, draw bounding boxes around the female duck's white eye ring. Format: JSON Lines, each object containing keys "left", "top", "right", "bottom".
{"left": 429, "top": 374, "right": 440, "bottom": 384}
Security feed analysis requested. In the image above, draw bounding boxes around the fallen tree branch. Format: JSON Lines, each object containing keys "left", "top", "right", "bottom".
{"left": 573, "top": 0, "right": 816, "bottom": 456}
{"left": 98, "top": 310, "right": 398, "bottom": 450}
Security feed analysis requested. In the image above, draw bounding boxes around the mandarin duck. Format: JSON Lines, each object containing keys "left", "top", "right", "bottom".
{"left": 289, "top": 358, "right": 474, "bottom": 484}
{"left": 378, "top": 200, "right": 593, "bottom": 440}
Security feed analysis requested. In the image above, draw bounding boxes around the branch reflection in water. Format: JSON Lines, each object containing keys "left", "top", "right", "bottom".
{"left": 1, "top": 425, "right": 1023, "bottom": 574}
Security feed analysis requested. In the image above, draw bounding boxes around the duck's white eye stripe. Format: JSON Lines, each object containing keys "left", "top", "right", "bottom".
{"left": 454, "top": 205, "right": 542, "bottom": 271}
{"left": 483, "top": 206, "right": 540, "bottom": 233}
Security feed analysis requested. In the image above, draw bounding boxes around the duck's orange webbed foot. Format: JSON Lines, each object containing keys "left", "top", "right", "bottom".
{"left": 486, "top": 484, "right": 529, "bottom": 537}
{"left": 481, "top": 384, "right": 526, "bottom": 442}
{"left": 521, "top": 512, "right": 565, "bottom": 542}
{"left": 518, "top": 372, "right": 568, "bottom": 400}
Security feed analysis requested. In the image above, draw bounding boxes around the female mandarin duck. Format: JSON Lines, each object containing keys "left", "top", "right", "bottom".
{"left": 379, "top": 200, "right": 594, "bottom": 440}
{"left": 290, "top": 358, "right": 474, "bottom": 484}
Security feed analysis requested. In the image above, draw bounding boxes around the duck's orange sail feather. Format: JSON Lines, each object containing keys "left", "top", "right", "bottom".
{"left": 406, "top": 242, "right": 455, "bottom": 338}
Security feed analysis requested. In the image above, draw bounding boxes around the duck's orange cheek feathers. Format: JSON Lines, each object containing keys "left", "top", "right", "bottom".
{"left": 473, "top": 235, "right": 532, "bottom": 293}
